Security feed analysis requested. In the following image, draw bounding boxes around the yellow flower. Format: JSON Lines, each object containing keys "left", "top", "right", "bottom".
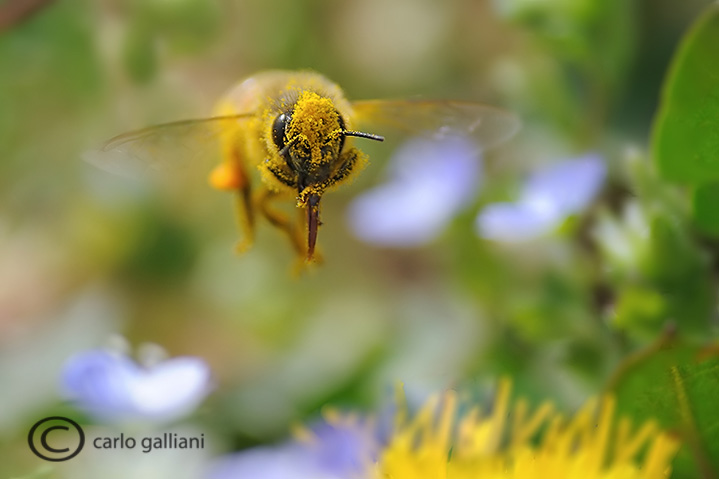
{"left": 376, "top": 379, "right": 678, "bottom": 479}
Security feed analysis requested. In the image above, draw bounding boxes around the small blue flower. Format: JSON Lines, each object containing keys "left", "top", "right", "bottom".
{"left": 208, "top": 413, "right": 378, "bottom": 479}
{"left": 207, "top": 445, "right": 325, "bottom": 479}
{"left": 476, "top": 153, "right": 606, "bottom": 242}
{"left": 347, "top": 136, "right": 481, "bottom": 246}
{"left": 61, "top": 349, "right": 212, "bottom": 423}
{"left": 301, "top": 414, "right": 379, "bottom": 474}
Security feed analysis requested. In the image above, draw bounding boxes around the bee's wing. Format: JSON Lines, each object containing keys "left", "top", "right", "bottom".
{"left": 350, "top": 100, "right": 520, "bottom": 150}
{"left": 84, "top": 114, "right": 254, "bottom": 178}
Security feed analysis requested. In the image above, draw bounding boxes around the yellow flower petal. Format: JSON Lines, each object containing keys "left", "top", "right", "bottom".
{"left": 376, "top": 380, "right": 679, "bottom": 479}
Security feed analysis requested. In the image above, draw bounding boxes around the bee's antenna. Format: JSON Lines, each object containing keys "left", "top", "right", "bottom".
{"left": 342, "top": 130, "right": 385, "bottom": 142}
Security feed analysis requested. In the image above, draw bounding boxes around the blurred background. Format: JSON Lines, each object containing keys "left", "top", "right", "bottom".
{"left": 1, "top": 0, "right": 716, "bottom": 477}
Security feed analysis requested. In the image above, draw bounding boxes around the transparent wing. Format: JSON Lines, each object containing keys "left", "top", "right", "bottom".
{"left": 351, "top": 100, "right": 520, "bottom": 150}
{"left": 83, "top": 114, "right": 254, "bottom": 178}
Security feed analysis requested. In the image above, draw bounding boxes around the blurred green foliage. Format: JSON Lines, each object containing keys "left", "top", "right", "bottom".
{"left": 610, "top": 334, "right": 719, "bottom": 478}
{"left": 693, "top": 183, "right": 719, "bottom": 235}
{"left": 0, "top": 0, "right": 102, "bottom": 179}
{"left": 496, "top": 0, "right": 635, "bottom": 141}
{"left": 653, "top": 4, "right": 719, "bottom": 184}
{"left": 2, "top": 0, "right": 719, "bottom": 477}
{"left": 122, "top": 0, "right": 221, "bottom": 83}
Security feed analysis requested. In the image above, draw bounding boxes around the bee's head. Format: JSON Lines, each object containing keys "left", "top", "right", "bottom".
{"left": 272, "top": 92, "right": 345, "bottom": 187}
{"left": 270, "top": 91, "right": 383, "bottom": 260}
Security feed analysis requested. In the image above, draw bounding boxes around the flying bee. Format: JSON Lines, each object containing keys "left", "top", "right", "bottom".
{"left": 90, "top": 70, "right": 519, "bottom": 262}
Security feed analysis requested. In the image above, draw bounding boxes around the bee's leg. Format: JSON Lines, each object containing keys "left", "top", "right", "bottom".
{"left": 312, "top": 147, "right": 364, "bottom": 193}
{"left": 256, "top": 188, "right": 305, "bottom": 257}
{"left": 209, "top": 153, "right": 254, "bottom": 253}
{"left": 328, "top": 148, "right": 362, "bottom": 186}
{"left": 233, "top": 181, "right": 255, "bottom": 253}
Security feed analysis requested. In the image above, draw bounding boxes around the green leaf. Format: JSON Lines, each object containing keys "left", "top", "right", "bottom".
{"left": 122, "top": 21, "right": 158, "bottom": 84}
{"left": 615, "top": 213, "right": 715, "bottom": 339}
{"left": 609, "top": 333, "right": 719, "bottom": 478}
{"left": 652, "top": 4, "right": 719, "bottom": 183}
{"left": 611, "top": 285, "right": 666, "bottom": 336}
{"left": 693, "top": 182, "right": 719, "bottom": 235}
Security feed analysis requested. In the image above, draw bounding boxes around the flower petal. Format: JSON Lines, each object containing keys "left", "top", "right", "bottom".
{"left": 348, "top": 136, "right": 481, "bottom": 246}
{"left": 61, "top": 350, "right": 141, "bottom": 420}
{"left": 127, "top": 357, "right": 212, "bottom": 421}
{"left": 348, "top": 183, "right": 454, "bottom": 246}
{"left": 207, "top": 445, "right": 340, "bottom": 479}
{"left": 61, "top": 349, "right": 211, "bottom": 423}
{"left": 475, "top": 202, "right": 561, "bottom": 241}
{"left": 477, "top": 153, "right": 607, "bottom": 242}
{"left": 304, "top": 416, "right": 379, "bottom": 474}
{"left": 521, "top": 153, "right": 606, "bottom": 216}
{"left": 208, "top": 413, "right": 380, "bottom": 479}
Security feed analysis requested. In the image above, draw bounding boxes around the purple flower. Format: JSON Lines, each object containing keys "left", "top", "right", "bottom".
{"left": 61, "top": 349, "right": 212, "bottom": 423}
{"left": 301, "top": 415, "right": 379, "bottom": 474}
{"left": 208, "top": 414, "right": 379, "bottom": 479}
{"left": 347, "top": 136, "right": 481, "bottom": 246}
{"left": 208, "top": 445, "right": 322, "bottom": 479}
{"left": 476, "top": 153, "right": 606, "bottom": 242}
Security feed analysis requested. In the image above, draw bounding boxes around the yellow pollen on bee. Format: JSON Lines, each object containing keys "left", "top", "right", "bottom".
{"left": 288, "top": 91, "right": 341, "bottom": 165}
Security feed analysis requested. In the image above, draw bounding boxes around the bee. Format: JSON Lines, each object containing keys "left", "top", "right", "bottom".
{"left": 91, "top": 70, "right": 519, "bottom": 262}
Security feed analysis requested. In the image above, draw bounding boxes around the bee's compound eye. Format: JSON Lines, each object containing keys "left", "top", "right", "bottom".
{"left": 272, "top": 112, "right": 291, "bottom": 150}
